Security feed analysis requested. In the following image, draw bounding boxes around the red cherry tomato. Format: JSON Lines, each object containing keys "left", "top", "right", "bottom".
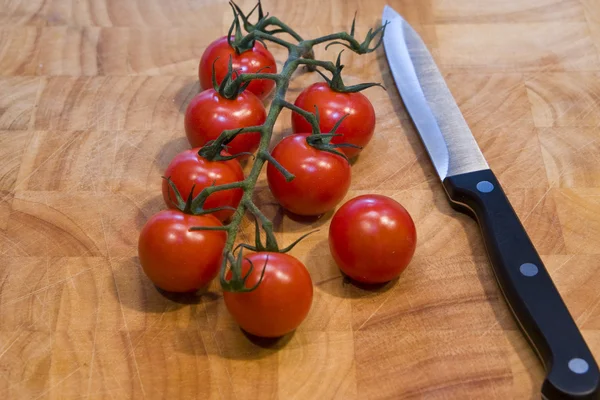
{"left": 266, "top": 133, "right": 351, "bottom": 216}
{"left": 138, "top": 210, "right": 226, "bottom": 293}
{"left": 223, "top": 252, "right": 313, "bottom": 338}
{"left": 291, "top": 82, "right": 376, "bottom": 158}
{"left": 162, "top": 148, "right": 244, "bottom": 222}
{"left": 328, "top": 195, "right": 417, "bottom": 284}
{"left": 184, "top": 88, "right": 266, "bottom": 158}
{"left": 199, "top": 36, "right": 277, "bottom": 100}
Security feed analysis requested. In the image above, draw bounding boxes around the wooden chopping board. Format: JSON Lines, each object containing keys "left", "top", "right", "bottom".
{"left": 1, "top": 0, "right": 600, "bottom": 398}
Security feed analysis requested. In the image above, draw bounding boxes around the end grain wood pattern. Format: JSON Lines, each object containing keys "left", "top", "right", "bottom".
{"left": 1, "top": 0, "right": 600, "bottom": 398}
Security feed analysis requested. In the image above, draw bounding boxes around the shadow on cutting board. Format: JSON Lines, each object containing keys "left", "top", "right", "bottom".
{"left": 250, "top": 183, "right": 335, "bottom": 234}
{"left": 111, "top": 256, "right": 220, "bottom": 313}
{"left": 174, "top": 326, "right": 295, "bottom": 360}
{"left": 173, "top": 79, "right": 200, "bottom": 114}
{"left": 134, "top": 193, "right": 164, "bottom": 230}
{"left": 309, "top": 239, "right": 398, "bottom": 300}
{"left": 154, "top": 136, "right": 190, "bottom": 172}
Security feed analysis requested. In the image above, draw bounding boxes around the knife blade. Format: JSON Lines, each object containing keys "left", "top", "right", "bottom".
{"left": 382, "top": 5, "right": 599, "bottom": 399}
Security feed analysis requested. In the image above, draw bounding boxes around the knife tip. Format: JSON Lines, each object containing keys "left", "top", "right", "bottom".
{"left": 382, "top": 4, "right": 400, "bottom": 24}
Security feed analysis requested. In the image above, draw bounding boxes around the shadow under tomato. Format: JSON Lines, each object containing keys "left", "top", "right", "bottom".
{"left": 314, "top": 269, "right": 399, "bottom": 300}
{"left": 174, "top": 326, "right": 295, "bottom": 360}
{"left": 208, "top": 328, "right": 295, "bottom": 360}
{"left": 135, "top": 193, "right": 165, "bottom": 230}
{"left": 154, "top": 136, "right": 190, "bottom": 172}
{"left": 284, "top": 207, "right": 333, "bottom": 223}
{"left": 268, "top": 126, "right": 293, "bottom": 152}
{"left": 111, "top": 256, "right": 221, "bottom": 314}
{"left": 337, "top": 272, "right": 398, "bottom": 299}
{"left": 269, "top": 207, "right": 334, "bottom": 235}
{"left": 308, "top": 239, "right": 399, "bottom": 299}
{"left": 154, "top": 286, "right": 220, "bottom": 305}
{"left": 173, "top": 79, "right": 200, "bottom": 114}
{"left": 249, "top": 185, "right": 333, "bottom": 234}
{"left": 240, "top": 329, "right": 295, "bottom": 349}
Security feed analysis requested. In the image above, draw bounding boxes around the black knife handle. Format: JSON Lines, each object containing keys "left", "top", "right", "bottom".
{"left": 443, "top": 169, "right": 599, "bottom": 399}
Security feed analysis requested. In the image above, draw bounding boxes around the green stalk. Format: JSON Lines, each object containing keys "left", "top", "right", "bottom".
{"left": 218, "top": 47, "right": 303, "bottom": 255}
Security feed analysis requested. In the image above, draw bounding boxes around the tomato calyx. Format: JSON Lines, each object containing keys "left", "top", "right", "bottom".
{"left": 211, "top": 56, "right": 252, "bottom": 100}
{"left": 230, "top": 1, "right": 266, "bottom": 36}
{"left": 212, "top": 32, "right": 278, "bottom": 101}
{"left": 325, "top": 13, "right": 389, "bottom": 55}
{"left": 305, "top": 114, "right": 362, "bottom": 161}
{"left": 229, "top": 0, "right": 315, "bottom": 64}
{"left": 227, "top": 2, "right": 268, "bottom": 54}
{"left": 162, "top": 176, "right": 238, "bottom": 218}
{"left": 198, "top": 137, "right": 254, "bottom": 162}
{"left": 315, "top": 50, "right": 385, "bottom": 94}
{"left": 210, "top": 44, "right": 275, "bottom": 100}
{"left": 220, "top": 247, "right": 268, "bottom": 293}
{"left": 219, "top": 224, "right": 317, "bottom": 293}
{"left": 230, "top": 1, "right": 307, "bottom": 50}
{"left": 306, "top": 134, "right": 353, "bottom": 161}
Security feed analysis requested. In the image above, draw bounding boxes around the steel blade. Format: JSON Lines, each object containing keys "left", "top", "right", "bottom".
{"left": 382, "top": 5, "right": 488, "bottom": 180}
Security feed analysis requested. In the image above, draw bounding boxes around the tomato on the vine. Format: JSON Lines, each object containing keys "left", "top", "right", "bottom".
{"left": 329, "top": 195, "right": 417, "bottom": 284}
{"left": 223, "top": 252, "right": 313, "bottom": 337}
{"left": 266, "top": 133, "right": 351, "bottom": 216}
{"left": 199, "top": 36, "right": 277, "bottom": 100}
{"left": 162, "top": 148, "right": 244, "bottom": 222}
{"left": 184, "top": 88, "right": 266, "bottom": 158}
{"left": 291, "top": 82, "right": 376, "bottom": 159}
{"left": 138, "top": 210, "right": 226, "bottom": 293}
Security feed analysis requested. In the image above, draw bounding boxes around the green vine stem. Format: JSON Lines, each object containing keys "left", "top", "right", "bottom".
{"left": 192, "top": 1, "right": 386, "bottom": 293}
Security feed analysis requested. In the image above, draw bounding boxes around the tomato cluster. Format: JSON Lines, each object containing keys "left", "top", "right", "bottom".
{"left": 137, "top": 20, "right": 416, "bottom": 339}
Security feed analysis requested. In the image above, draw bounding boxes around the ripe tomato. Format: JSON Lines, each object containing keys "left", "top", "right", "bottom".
{"left": 291, "top": 82, "right": 376, "bottom": 159}
{"left": 138, "top": 210, "right": 226, "bottom": 293}
{"left": 223, "top": 252, "right": 313, "bottom": 338}
{"left": 266, "top": 134, "right": 351, "bottom": 216}
{"left": 162, "top": 148, "right": 244, "bottom": 222}
{"left": 328, "top": 195, "right": 417, "bottom": 284}
{"left": 199, "top": 36, "right": 277, "bottom": 100}
{"left": 184, "top": 88, "right": 266, "bottom": 158}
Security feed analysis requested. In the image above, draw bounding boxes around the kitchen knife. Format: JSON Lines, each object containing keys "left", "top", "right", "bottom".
{"left": 381, "top": 5, "right": 600, "bottom": 399}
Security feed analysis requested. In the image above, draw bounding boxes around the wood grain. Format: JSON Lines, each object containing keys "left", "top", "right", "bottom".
{"left": 526, "top": 72, "right": 600, "bottom": 127}
{"left": 437, "top": 23, "right": 599, "bottom": 72}
{"left": 433, "top": 0, "right": 585, "bottom": 23}
{"left": 0, "top": 78, "right": 41, "bottom": 130}
{"left": 1, "top": 0, "right": 600, "bottom": 398}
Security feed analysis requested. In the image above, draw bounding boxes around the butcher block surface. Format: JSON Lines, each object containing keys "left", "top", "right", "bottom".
{"left": 1, "top": 0, "right": 600, "bottom": 398}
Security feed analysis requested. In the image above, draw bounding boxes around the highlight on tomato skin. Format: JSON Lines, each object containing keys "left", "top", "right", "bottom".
{"left": 184, "top": 88, "right": 266, "bottom": 159}
{"left": 198, "top": 36, "right": 277, "bottom": 101}
{"left": 138, "top": 210, "right": 227, "bottom": 293}
{"left": 266, "top": 133, "right": 352, "bottom": 217}
{"left": 161, "top": 148, "right": 245, "bottom": 222}
{"left": 222, "top": 252, "right": 313, "bottom": 338}
{"left": 328, "top": 194, "right": 417, "bottom": 284}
